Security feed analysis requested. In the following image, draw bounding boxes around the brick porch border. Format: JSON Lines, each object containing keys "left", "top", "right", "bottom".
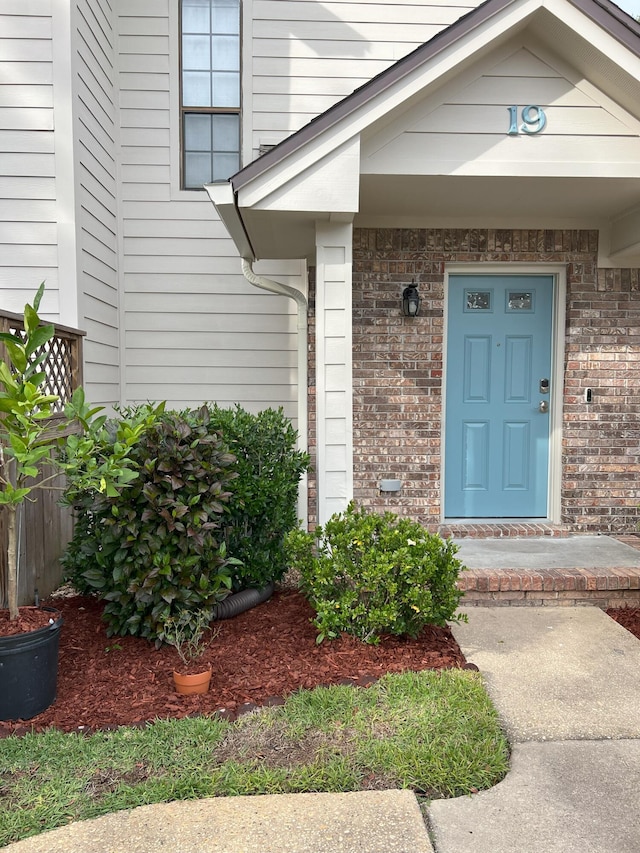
{"left": 439, "top": 523, "right": 571, "bottom": 539}
{"left": 456, "top": 535, "right": 640, "bottom": 608}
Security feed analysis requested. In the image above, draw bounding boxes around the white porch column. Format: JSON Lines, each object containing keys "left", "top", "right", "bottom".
{"left": 315, "top": 220, "right": 354, "bottom": 525}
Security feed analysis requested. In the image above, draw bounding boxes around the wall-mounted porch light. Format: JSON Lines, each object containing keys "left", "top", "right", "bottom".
{"left": 402, "top": 282, "right": 420, "bottom": 317}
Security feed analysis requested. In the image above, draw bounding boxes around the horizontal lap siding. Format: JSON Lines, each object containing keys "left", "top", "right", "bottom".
{"left": 76, "top": 0, "right": 120, "bottom": 405}
{"left": 122, "top": 261, "right": 299, "bottom": 415}
{"left": 0, "top": 6, "right": 58, "bottom": 313}
{"left": 117, "top": 2, "right": 299, "bottom": 416}
{"left": 251, "top": 0, "right": 480, "bottom": 153}
{"left": 115, "top": 2, "right": 483, "bottom": 414}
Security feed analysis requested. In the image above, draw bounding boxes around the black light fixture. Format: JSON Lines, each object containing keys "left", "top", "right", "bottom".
{"left": 402, "top": 281, "right": 420, "bottom": 317}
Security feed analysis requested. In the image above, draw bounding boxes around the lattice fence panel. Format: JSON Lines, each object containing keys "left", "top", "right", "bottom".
{"left": 0, "top": 311, "right": 85, "bottom": 605}
{"left": 3, "top": 319, "right": 80, "bottom": 412}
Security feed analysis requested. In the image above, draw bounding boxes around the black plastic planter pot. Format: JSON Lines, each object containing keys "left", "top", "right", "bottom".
{"left": 0, "top": 608, "right": 63, "bottom": 721}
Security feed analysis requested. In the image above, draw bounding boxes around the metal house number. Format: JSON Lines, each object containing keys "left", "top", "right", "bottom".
{"left": 507, "top": 105, "right": 547, "bottom": 136}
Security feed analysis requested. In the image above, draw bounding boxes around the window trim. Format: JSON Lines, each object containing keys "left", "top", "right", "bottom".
{"left": 178, "top": 0, "right": 242, "bottom": 191}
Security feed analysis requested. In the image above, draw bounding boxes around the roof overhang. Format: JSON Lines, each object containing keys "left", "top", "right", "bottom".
{"left": 208, "top": 0, "right": 640, "bottom": 266}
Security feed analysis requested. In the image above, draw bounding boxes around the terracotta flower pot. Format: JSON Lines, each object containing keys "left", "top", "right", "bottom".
{"left": 172, "top": 665, "right": 212, "bottom": 695}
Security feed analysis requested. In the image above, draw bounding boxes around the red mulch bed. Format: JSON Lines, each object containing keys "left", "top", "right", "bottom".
{"left": 607, "top": 606, "right": 640, "bottom": 643}
{"left": 2, "top": 593, "right": 637, "bottom": 738}
{"left": 0, "top": 590, "right": 468, "bottom": 736}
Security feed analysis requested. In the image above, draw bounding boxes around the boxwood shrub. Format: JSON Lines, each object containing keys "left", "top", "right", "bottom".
{"left": 285, "top": 502, "right": 466, "bottom": 645}
{"left": 207, "top": 405, "right": 310, "bottom": 591}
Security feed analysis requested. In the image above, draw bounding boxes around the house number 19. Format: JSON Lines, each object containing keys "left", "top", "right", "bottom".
{"left": 507, "top": 105, "right": 547, "bottom": 135}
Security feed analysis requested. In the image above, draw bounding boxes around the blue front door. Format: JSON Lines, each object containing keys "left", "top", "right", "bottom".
{"left": 445, "top": 275, "right": 553, "bottom": 518}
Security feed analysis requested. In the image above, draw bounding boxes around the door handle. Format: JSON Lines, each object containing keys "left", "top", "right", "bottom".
{"left": 539, "top": 400, "right": 549, "bottom": 413}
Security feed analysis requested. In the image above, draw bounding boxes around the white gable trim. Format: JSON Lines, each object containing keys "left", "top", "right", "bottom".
{"left": 241, "top": 137, "right": 360, "bottom": 213}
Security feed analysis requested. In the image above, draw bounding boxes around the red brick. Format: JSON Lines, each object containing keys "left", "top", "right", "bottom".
{"left": 308, "top": 228, "right": 640, "bottom": 532}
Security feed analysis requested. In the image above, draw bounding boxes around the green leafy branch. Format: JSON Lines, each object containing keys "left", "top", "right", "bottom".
{"left": 0, "top": 284, "right": 158, "bottom": 619}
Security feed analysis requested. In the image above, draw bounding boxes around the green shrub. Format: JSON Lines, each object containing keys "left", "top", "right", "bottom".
{"left": 207, "top": 405, "right": 310, "bottom": 590}
{"left": 285, "top": 502, "right": 466, "bottom": 644}
{"left": 61, "top": 402, "right": 164, "bottom": 588}
{"left": 63, "top": 406, "right": 237, "bottom": 641}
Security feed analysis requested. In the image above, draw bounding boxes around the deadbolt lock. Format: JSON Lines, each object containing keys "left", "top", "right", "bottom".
{"left": 540, "top": 378, "right": 550, "bottom": 394}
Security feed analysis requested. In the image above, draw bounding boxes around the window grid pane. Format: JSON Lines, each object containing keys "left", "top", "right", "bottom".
{"left": 211, "top": 35, "right": 239, "bottom": 72}
{"left": 211, "top": 71, "right": 239, "bottom": 107}
{"left": 182, "top": 34, "right": 211, "bottom": 71}
{"left": 212, "top": 4, "right": 239, "bottom": 34}
{"left": 182, "top": 0, "right": 211, "bottom": 33}
{"left": 182, "top": 71, "right": 212, "bottom": 107}
{"left": 183, "top": 113, "right": 239, "bottom": 188}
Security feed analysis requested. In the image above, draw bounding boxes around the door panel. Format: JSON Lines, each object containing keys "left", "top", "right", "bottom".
{"left": 504, "top": 337, "right": 532, "bottom": 401}
{"left": 503, "top": 421, "right": 529, "bottom": 489}
{"left": 463, "top": 336, "right": 491, "bottom": 402}
{"left": 445, "top": 275, "right": 553, "bottom": 518}
{"left": 462, "top": 421, "right": 489, "bottom": 490}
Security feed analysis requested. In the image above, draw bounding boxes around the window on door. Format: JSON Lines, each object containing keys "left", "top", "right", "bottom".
{"left": 180, "top": 0, "right": 241, "bottom": 189}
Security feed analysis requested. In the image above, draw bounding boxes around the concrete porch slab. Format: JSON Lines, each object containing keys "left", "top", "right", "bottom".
{"left": 454, "top": 535, "right": 640, "bottom": 570}
{"left": 453, "top": 536, "right": 640, "bottom": 606}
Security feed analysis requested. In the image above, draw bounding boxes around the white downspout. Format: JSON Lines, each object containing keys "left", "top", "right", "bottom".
{"left": 240, "top": 258, "right": 309, "bottom": 526}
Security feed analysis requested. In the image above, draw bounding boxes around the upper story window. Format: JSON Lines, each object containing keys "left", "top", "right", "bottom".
{"left": 180, "top": 0, "right": 240, "bottom": 189}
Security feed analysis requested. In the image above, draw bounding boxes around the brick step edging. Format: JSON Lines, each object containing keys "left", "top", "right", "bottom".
{"left": 458, "top": 567, "right": 640, "bottom": 608}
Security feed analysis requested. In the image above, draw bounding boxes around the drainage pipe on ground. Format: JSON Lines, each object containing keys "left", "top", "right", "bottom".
{"left": 212, "top": 582, "right": 275, "bottom": 620}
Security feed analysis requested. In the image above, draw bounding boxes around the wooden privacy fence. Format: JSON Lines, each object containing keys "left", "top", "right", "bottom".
{"left": 0, "top": 309, "right": 85, "bottom": 607}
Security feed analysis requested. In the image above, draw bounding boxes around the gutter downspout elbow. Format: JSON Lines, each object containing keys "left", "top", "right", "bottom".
{"left": 241, "top": 258, "right": 309, "bottom": 525}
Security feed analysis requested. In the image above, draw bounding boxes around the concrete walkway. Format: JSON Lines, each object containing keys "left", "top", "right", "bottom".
{"left": 428, "top": 607, "right": 640, "bottom": 852}
{"left": 6, "top": 606, "right": 640, "bottom": 852}
{"left": 4, "top": 790, "right": 432, "bottom": 853}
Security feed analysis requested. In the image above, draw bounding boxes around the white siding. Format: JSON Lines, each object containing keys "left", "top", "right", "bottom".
{"left": 0, "top": 1, "right": 121, "bottom": 403}
{"left": 116, "top": 1, "right": 301, "bottom": 415}
{"left": 0, "top": 4, "right": 58, "bottom": 314}
{"left": 113, "top": 0, "right": 484, "bottom": 414}
{"left": 1, "top": 1, "right": 493, "bottom": 414}
{"left": 75, "top": 0, "right": 120, "bottom": 405}
{"left": 250, "top": 0, "right": 479, "bottom": 155}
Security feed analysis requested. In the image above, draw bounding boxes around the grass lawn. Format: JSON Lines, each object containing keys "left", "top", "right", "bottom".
{"left": 0, "top": 669, "right": 510, "bottom": 847}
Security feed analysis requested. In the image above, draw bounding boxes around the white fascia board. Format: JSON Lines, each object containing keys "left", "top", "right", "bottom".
{"left": 239, "top": 138, "right": 360, "bottom": 213}
{"left": 203, "top": 182, "right": 255, "bottom": 260}
{"left": 541, "top": 0, "right": 640, "bottom": 82}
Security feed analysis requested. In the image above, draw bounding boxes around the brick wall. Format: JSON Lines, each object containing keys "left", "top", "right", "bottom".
{"left": 564, "top": 267, "right": 640, "bottom": 530}
{"left": 307, "top": 228, "right": 640, "bottom": 532}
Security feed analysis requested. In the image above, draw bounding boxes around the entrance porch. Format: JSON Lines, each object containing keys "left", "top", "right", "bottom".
{"left": 451, "top": 530, "right": 640, "bottom": 607}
